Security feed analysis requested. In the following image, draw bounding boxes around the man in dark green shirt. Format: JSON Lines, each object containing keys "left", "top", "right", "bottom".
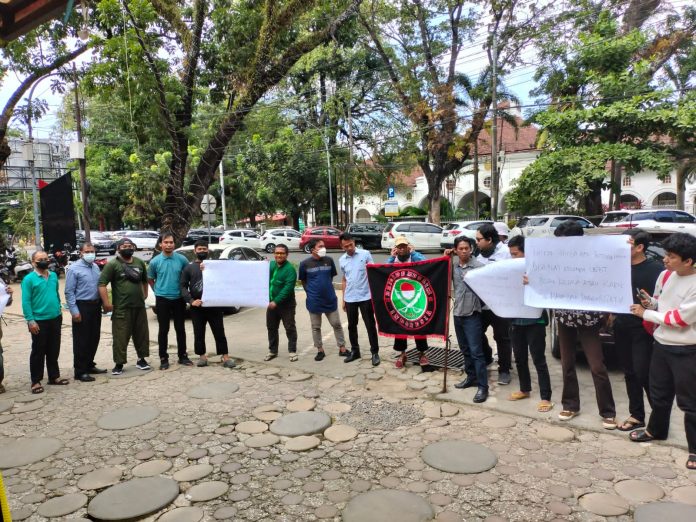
{"left": 265, "top": 244, "right": 298, "bottom": 361}
{"left": 21, "top": 250, "right": 65, "bottom": 393}
{"left": 98, "top": 238, "right": 151, "bottom": 375}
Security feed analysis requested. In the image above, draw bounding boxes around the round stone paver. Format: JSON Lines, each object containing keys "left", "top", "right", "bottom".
{"left": 270, "top": 411, "right": 332, "bottom": 437}
{"left": 603, "top": 439, "right": 646, "bottom": 457}
{"left": 635, "top": 502, "right": 696, "bottom": 521}
{"left": 324, "top": 424, "right": 358, "bottom": 443}
{"left": 235, "top": 420, "right": 268, "bottom": 434}
{"left": 87, "top": 477, "right": 179, "bottom": 520}
{"left": 482, "top": 416, "right": 516, "bottom": 428}
{"left": 159, "top": 507, "right": 204, "bottom": 522}
{"left": 37, "top": 493, "right": 88, "bottom": 517}
{"left": 0, "top": 437, "right": 63, "bottom": 468}
{"left": 186, "top": 382, "right": 240, "bottom": 399}
{"left": 287, "top": 397, "right": 316, "bottom": 412}
{"left": 132, "top": 459, "right": 172, "bottom": 477}
{"left": 672, "top": 486, "right": 696, "bottom": 505}
{"left": 421, "top": 440, "right": 497, "bottom": 474}
{"left": 244, "top": 433, "right": 280, "bottom": 448}
{"left": 257, "top": 367, "right": 281, "bottom": 376}
{"left": 173, "top": 464, "right": 214, "bottom": 482}
{"left": 285, "top": 435, "right": 321, "bottom": 452}
{"left": 77, "top": 467, "right": 122, "bottom": 490}
{"left": 186, "top": 481, "right": 228, "bottom": 501}
{"left": 322, "top": 402, "right": 351, "bottom": 414}
{"left": 343, "top": 489, "right": 435, "bottom": 522}
{"left": 614, "top": 480, "right": 664, "bottom": 503}
{"left": 579, "top": 493, "right": 630, "bottom": 516}
{"left": 536, "top": 426, "right": 574, "bottom": 442}
{"left": 96, "top": 405, "right": 160, "bottom": 430}
{"left": 286, "top": 373, "right": 312, "bottom": 382}
{"left": 0, "top": 400, "right": 13, "bottom": 414}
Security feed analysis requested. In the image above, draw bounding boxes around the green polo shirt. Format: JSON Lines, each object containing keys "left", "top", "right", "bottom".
{"left": 147, "top": 252, "right": 188, "bottom": 300}
{"left": 21, "top": 270, "right": 61, "bottom": 321}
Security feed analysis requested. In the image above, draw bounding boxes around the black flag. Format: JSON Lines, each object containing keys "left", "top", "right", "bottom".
{"left": 367, "top": 256, "right": 451, "bottom": 340}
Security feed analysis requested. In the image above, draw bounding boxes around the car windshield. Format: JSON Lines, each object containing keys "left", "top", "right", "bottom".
{"left": 601, "top": 213, "right": 628, "bottom": 224}
{"left": 384, "top": 223, "right": 395, "bottom": 232}
{"left": 527, "top": 217, "right": 549, "bottom": 227}
{"left": 618, "top": 212, "right": 654, "bottom": 222}
{"left": 443, "top": 223, "right": 460, "bottom": 231}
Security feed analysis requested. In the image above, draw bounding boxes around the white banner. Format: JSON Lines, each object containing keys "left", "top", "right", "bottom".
{"left": 524, "top": 235, "right": 632, "bottom": 313}
{"left": 201, "top": 260, "right": 269, "bottom": 308}
{"left": 0, "top": 285, "right": 10, "bottom": 316}
{"left": 464, "top": 258, "right": 543, "bottom": 319}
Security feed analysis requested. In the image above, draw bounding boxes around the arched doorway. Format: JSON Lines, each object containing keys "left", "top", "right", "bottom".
{"left": 355, "top": 208, "right": 372, "bottom": 222}
{"left": 619, "top": 194, "right": 640, "bottom": 209}
{"left": 457, "top": 191, "right": 491, "bottom": 219}
{"left": 653, "top": 191, "right": 676, "bottom": 208}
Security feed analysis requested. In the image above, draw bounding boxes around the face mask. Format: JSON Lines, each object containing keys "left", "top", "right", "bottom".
{"left": 397, "top": 254, "right": 410, "bottom": 262}
{"left": 196, "top": 252, "right": 208, "bottom": 260}
{"left": 36, "top": 260, "right": 50, "bottom": 269}
{"left": 316, "top": 247, "right": 327, "bottom": 258}
{"left": 120, "top": 248, "right": 134, "bottom": 258}
{"left": 83, "top": 253, "right": 96, "bottom": 263}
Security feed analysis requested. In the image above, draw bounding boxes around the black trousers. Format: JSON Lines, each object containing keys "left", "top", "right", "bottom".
{"left": 266, "top": 300, "right": 297, "bottom": 354}
{"left": 614, "top": 321, "right": 654, "bottom": 422}
{"left": 156, "top": 296, "right": 188, "bottom": 360}
{"left": 72, "top": 301, "right": 102, "bottom": 376}
{"left": 511, "top": 323, "right": 552, "bottom": 400}
{"left": 30, "top": 316, "right": 62, "bottom": 384}
{"left": 345, "top": 300, "right": 380, "bottom": 354}
{"left": 481, "top": 309, "right": 512, "bottom": 373}
{"left": 647, "top": 342, "right": 696, "bottom": 454}
{"left": 394, "top": 338, "right": 428, "bottom": 353}
{"left": 190, "top": 306, "right": 228, "bottom": 356}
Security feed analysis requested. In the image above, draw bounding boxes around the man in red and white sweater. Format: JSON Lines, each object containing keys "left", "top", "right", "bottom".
{"left": 629, "top": 232, "right": 696, "bottom": 470}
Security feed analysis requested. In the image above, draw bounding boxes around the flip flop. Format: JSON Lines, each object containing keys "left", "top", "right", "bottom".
{"left": 264, "top": 353, "right": 277, "bottom": 361}
{"left": 630, "top": 429, "right": 655, "bottom": 442}
{"left": 537, "top": 401, "right": 554, "bottom": 412}
{"left": 508, "top": 391, "right": 530, "bottom": 401}
{"left": 617, "top": 418, "right": 645, "bottom": 432}
{"left": 687, "top": 454, "right": 696, "bottom": 470}
{"left": 31, "top": 383, "right": 44, "bottom": 394}
{"left": 289, "top": 354, "right": 298, "bottom": 362}
{"left": 47, "top": 378, "right": 69, "bottom": 385}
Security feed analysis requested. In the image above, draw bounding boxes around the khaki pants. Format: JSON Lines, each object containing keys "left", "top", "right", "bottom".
{"left": 112, "top": 307, "right": 150, "bottom": 364}
{"left": 309, "top": 310, "right": 345, "bottom": 350}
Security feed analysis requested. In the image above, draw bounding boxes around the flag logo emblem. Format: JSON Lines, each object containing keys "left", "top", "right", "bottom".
{"left": 383, "top": 268, "right": 437, "bottom": 330}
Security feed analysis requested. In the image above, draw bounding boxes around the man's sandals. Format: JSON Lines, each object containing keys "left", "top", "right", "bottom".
{"left": 628, "top": 429, "right": 695, "bottom": 469}
{"left": 48, "top": 378, "right": 69, "bottom": 385}
{"left": 31, "top": 382, "right": 44, "bottom": 394}
{"left": 617, "top": 417, "right": 645, "bottom": 432}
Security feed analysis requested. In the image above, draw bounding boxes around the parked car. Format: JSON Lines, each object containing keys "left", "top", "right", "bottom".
{"left": 259, "top": 228, "right": 303, "bottom": 253}
{"left": 344, "top": 223, "right": 387, "bottom": 250}
{"left": 182, "top": 228, "right": 223, "bottom": 245}
{"left": 439, "top": 220, "right": 493, "bottom": 249}
{"left": 76, "top": 231, "right": 116, "bottom": 255}
{"left": 599, "top": 209, "right": 696, "bottom": 235}
{"left": 125, "top": 230, "right": 160, "bottom": 250}
{"left": 509, "top": 215, "right": 595, "bottom": 237}
{"left": 299, "top": 226, "right": 343, "bottom": 253}
{"left": 381, "top": 221, "right": 444, "bottom": 251}
{"left": 219, "top": 229, "right": 261, "bottom": 249}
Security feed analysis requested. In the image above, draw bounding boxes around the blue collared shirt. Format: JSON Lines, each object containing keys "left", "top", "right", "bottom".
{"left": 147, "top": 252, "right": 188, "bottom": 299}
{"left": 65, "top": 259, "right": 101, "bottom": 315}
{"left": 339, "top": 249, "right": 373, "bottom": 303}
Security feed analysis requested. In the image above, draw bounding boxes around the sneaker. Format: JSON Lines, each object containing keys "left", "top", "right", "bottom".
{"left": 136, "top": 359, "right": 151, "bottom": 371}
{"left": 179, "top": 357, "right": 194, "bottom": 367}
{"left": 197, "top": 358, "right": 208, "bottom": 367}
{"left": 111, "top": 364, "right": 124, "bottom": 375}
{"left": 558, "top": 410, "right": 578, "bottom": 421}
{"left": 314, "top": 351, "right": 325, "bottom": 362}
{"left": 160, "top": 360, "right": 170, "bottom": 370}
{"left": 602, "top": 417, "right": 618, "bottom": 430}
{"left": 497, "top": 372, "right": 511, "bottom": 385}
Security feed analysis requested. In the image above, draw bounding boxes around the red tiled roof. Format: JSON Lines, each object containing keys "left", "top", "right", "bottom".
{"left": 475, "top": 112, "right": 539, "bottom": 155}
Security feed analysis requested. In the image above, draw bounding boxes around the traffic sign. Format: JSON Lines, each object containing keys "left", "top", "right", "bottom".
{"left": 387, "top": 186, "right": 395, "bottom": 199}
{"left": 202, "top": 213, "right": 215, "bottom": 222}
{"left": 201, "top": 194, "right": 217, "bottom": 213}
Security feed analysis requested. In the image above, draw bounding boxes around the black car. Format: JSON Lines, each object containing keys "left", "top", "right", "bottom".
{"left": 182, "top": 228, "right": 223, "bottom": 246}
{"left": 344, "top": 222, "right": 387, "bottom": 250}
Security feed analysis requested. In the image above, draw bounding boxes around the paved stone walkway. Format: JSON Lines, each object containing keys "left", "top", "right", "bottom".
{"left": 1, "top": 289, "right": 695, "bottom": 520}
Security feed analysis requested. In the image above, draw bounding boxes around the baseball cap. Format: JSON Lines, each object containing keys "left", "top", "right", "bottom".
{"left": 394, "top": 236, "right": 409, "bottom": 247}
{"left": 493, "top": 222, "right": 510, "bottom": 237}
{"left": 116, "top": 237, "right": 135, "bottom": 248}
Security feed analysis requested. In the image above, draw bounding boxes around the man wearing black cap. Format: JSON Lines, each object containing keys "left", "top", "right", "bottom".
{"left": 98, "top": 237, "right": 151, "bottom": 375}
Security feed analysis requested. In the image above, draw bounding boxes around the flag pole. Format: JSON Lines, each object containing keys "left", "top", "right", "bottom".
{"left": 442, "top": 254, "right": 453, "bottom": 394}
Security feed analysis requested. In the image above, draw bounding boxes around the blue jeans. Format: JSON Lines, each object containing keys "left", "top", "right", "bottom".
{"left": 454, "top": 313, "right": 487, "bottom": 389}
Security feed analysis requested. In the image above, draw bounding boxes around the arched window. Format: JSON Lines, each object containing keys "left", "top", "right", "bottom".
{"left": 406, "top": 192, "right": 413, "bottom": 201}
{"left": 622, "top": 176, "right": 631, "bottom": 187}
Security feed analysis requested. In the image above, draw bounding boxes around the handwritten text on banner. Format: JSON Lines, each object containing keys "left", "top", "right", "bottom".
{"left": 201, "top": 260, "right": 269, "bottom": 308}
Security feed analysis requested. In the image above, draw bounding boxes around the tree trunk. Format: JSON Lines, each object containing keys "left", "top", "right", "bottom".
{"left": 612, "top": 161, "right": 622, "bottom": 210}
{"left": 676, "top": 161, "right": 687, "bottom": 210}
{"left": 473, "top": 141, "right": 480, "bottom": 219}
{"left": 584, "top": 180, "right": 603, "bottom": 216}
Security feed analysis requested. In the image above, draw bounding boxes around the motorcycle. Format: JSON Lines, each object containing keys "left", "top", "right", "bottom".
{"left": 47, "top": 244, "right": 70, "bottom": 278}
{"left": 0, "top": 247, "right": 32, "bottom": 283}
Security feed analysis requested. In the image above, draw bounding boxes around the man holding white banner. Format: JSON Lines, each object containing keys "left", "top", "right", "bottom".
{"left": 525, "top": 221, "right": 618, "bottom": 429}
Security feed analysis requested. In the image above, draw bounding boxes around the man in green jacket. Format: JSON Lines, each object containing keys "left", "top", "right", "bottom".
{"left": 21, "top": 250, "right": 66, "bottom": 393}
{"left": 265, "top": 244, "right": 298, "bottom": 361}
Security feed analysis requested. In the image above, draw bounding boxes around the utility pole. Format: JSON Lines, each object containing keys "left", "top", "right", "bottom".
{"left": 73, "top": 63, "right": 91, "bottom": 241}
{"left": 347, "top": 107, "right": 355, "bottom": 224}
{"left": 219, "top": 161, "right": 228, "bottom": 229}
{"left": 490, "top": 32, "right": 499, "bottom": 221}
{"left": 25, "top": 79, "right": 44, "bottom": 248}
{"left": 323, "top": 133, "right": 334, "bottom": 227}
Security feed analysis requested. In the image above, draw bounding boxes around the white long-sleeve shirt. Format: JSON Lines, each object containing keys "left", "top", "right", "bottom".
{"left": 643, "top": 270, "right": 696, "bottom": 346}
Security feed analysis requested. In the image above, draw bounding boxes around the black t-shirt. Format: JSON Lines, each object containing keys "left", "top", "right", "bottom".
{"left": 615, "top": 258, "right": 663, "bottom": 327}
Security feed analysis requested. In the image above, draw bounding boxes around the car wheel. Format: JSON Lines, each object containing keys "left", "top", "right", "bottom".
{"left": 265, "top": 243, "right": 275, "bottom": 253}
{"left": 355, "top": 241, "right": 364, "bottom": 250}
{"left": 303, "top": 244, "right": 311, "bottom": 253}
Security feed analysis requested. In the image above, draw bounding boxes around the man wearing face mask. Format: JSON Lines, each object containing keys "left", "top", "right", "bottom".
{"left": 65, "top": 242, "right": 106, "bottom": 382}
{"left": 22, "top": 250, "right": 66, "bottom": 393}
{"left": 180, "top": 240, "right": 234, "bottom": 368}
{"left": 298, "top": 239, "right": 347, "bottom": 361}
{"left": 98, "top": 238, "right": 151, "bottom": 375}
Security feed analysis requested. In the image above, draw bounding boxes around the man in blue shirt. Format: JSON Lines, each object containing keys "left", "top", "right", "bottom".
{"left": 147, "top": 232, "right": 192, "bottom": 369}
{"left": 298, "top": 239, "right": 347, "bottom": 361}
{"left": 65, "top": 242, "right": 106, "bottom": 382}
{"left": 339, "top": 233, "right": 380, "bottom": 366}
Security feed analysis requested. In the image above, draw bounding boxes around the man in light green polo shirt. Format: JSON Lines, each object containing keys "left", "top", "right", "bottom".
{"left": 148, "top": 232, "right": 191, "bottom": 370}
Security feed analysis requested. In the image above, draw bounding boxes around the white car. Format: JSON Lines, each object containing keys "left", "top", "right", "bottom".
{"left": 127, "top": 230, "right": 161, "bottom": 250}
{"left": 510, "top": 215, "right": 595, "bottom": 237}
{"left": 381, "top": 221, "right": 443, "bottom": 251}
{"left": 219, "top": 229, "right": 261, "bottom": 249}
{"left": 600, "top": 209, "right": 696, "bottom": 234}
{"left": 440, "top": 220, "right": 493, "bottom": 249}
{"left": 259, "top": 228, "right": 303, "bottom": 253}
